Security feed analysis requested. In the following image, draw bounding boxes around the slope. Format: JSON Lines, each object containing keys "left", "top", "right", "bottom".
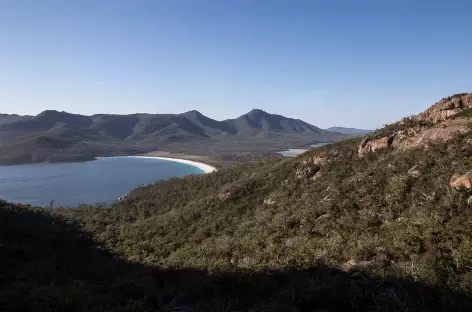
{"left": 2, "top": 201, "right": 469, "bottom": 312}
{"left": 2, "top": 93, "right": 472, "bottom": 310}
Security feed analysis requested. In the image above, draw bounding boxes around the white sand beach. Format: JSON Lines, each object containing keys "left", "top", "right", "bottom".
{"left": 127, "top": 156, "right": 217, "bottom": 173}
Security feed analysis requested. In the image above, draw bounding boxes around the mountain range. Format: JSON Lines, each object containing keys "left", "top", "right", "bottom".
{"left": 0, "top": 109, "right": 346, "bottom": 165}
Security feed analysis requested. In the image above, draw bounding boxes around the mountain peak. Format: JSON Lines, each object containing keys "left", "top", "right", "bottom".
{"left": 37, "top": 110, "right": 64, "bottom": 117}
{"left": 183, "top": 109, "right": 201, "bottom": 114}
{"left": 36, "top": 110, "right": 86, "bottom": 120}
{"left": 247, "top": 109, "right": 269, "bottom": 116}
{"left": 33, "top": 110, "right": 93, "bottom": 128}
{"left": 181, "top": 110, "right": 204, "bottom": 118}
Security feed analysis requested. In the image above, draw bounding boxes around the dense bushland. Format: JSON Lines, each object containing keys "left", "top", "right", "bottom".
{"left": 2, "top": 122, "right": 472, "bottom": 310}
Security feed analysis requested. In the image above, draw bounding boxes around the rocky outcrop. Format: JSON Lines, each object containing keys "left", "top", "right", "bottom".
{"left": 342, "top": 259, "right": 374, "bottom": 272}
{"left": 359, "top": 118, "right": 469, "bottom": 156}
{"left": 450, "top": 172, "right": 472, "bottom": 190}
{"left": 263, "top": 198, "right": 276, "bottom": 205}
{"left": 467, "top": 196, "right": 472, "bottom": 206}
{"left": 296, "top": 154, "right": 327, "bottom": 179}
{"left": 312, "top": 156, "right": 327, "bottom": 166}
{"left": 295, "top": 165, "right": 319, "bottom": 180}
{"left": 358, "top": 136, "right": 395, "bottom": 156}
{"left": 393, "top": 118, "right": 469, "bottom": 151}
{"left": 217, "top": 192, "right": 230, "bottom": 200}
{"left": 301, "top": 155, "right": 327, "bottom": 166}
{"left": 358, "top": 93, "right": 472, "bottom": 157}
{"left": 417, "top": 93, "right": 472, "bottom": 123}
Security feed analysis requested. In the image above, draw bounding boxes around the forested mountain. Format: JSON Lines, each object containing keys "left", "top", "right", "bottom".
{"left": 0, "top": 109, "right": 345, "bottom": 165}
{"left": 0, "top": 109, "right": 342, "bottom": 140}
{"left": 1, "top": 93, "right": 472, "bottom": 311}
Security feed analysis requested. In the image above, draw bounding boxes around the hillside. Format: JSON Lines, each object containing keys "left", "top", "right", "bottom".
{"left": 1, "top": 93, "right": 472, "bottom": 311}
{"left": 0, "top": 109, "right": 345, "bottom": 165}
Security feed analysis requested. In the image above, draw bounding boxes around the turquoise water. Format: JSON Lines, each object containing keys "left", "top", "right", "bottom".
{"left": 0, "top": 157, "right": 204, "bottom": 207}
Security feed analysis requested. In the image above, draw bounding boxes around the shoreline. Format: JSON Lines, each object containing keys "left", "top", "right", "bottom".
{"left": 126, "top": 156, "right": 217, "bottom": 173}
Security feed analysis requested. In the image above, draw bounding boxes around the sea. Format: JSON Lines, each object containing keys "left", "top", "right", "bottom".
{"left": 0, "top": 157, "right": 204, "bottom": 207}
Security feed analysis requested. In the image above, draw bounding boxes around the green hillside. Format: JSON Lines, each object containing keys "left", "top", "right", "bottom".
{"left": 1, "top": 94, "right": 472, "bottom": 311}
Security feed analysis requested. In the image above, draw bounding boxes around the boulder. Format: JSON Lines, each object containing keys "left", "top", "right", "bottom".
{"left": 467, "top": 196, "right": 472, "bottom": 206}
{"left": 312, "top": 156, "right": 327, "bottom": 166}
{"left": 311, "top": 171, "right": 322, "bottom": 181}
{"left": 342, "top": 259, "right": 374, "bottom": 272}
{"left": 295, "top": 165, "right": 319, "bottom": 180}
{"left": 358, "top": 135, "right": 394, "bottom": 157}
{"left": 302, "top": 155, "right": 327, "bottom": 166}
{"left": 450, "top": 172, "right": 472, "bottom": 190}
{"left": 217, "top": 192, "right": 230, "bottom": 200}
{"left": 263, "top": 198, "right": 275, "bottom": 205}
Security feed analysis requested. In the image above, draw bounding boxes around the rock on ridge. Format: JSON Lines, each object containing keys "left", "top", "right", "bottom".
{"left": 358, "top": 93, "right": 472, "bottom": 157}
{"left": 417, "top": 93, "right": 472, "bottom": 123}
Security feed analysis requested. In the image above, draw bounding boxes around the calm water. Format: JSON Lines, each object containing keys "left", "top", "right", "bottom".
{"left": 0, "top": 157, "right": 204, "bottom": 207}
{"left": 278, "top": 143, "right": 330, "bottom": 157}
{"left": 278, "top": 148, "right": 309, "bottom": 157}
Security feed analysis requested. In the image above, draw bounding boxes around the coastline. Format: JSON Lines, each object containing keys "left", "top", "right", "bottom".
{"left": 126, "top": 156, "right": 217, "bottom": 173}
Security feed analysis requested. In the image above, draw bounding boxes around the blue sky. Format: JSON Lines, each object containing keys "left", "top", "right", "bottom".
{"left": 1, "top": 0, "right": 471, "bottom": 129}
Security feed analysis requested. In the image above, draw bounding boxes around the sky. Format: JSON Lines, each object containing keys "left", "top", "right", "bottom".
{"left": 1, "top": 0, "right": 471, "bottom": 129}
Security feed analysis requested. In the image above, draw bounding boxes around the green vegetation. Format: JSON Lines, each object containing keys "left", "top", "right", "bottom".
{"left": 453, "top": 108, "right": 472, "bottom": 119}
{"left": 2, "top": 118, "right": 472, "bottom": 310}
{"left": 443, "top": 93, "right": 469, "bottom": 102}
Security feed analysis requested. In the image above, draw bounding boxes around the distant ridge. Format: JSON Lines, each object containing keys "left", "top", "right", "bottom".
{"left": 0, "top": 109, "right": 346, "bottom": 165}
{"left": 0, "top": 109, "right": 344, "bottom": 141}
{"left": 0, "top": 114, "right": 31, "bottom": 126}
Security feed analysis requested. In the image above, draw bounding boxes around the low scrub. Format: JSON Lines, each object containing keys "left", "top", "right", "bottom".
{"left": 2, "top": 124, "right": 472, "bottom": 310}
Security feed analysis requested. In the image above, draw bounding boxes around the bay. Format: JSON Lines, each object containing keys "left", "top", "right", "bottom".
{"left": 0, "top": 157, "right": 204, "bottom": 207}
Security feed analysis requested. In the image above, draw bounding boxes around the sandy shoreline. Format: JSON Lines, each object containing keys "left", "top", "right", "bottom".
{"left": 126, "top": 156, "right": 217, "bottom": 173}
